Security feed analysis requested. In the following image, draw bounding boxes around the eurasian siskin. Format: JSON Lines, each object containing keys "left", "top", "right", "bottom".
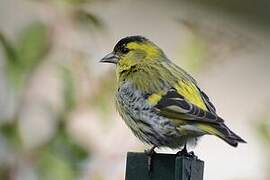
{"left": 100, "top": 36, "right": 246, "bottom": 156}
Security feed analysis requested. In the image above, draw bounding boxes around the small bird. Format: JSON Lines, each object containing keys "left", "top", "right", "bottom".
{"left": 100, "top": 36, "right": 246, "bottom": 167}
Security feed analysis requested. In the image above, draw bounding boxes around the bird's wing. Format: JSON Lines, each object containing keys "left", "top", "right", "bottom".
{"left": 198, "top": 88, "right": 216, "bottom": 113}
{"left": 165, "top": 61, "right": 217, "bottom": 113}
{"left": 148, "top": 88, "right": 223, "bottom": 124}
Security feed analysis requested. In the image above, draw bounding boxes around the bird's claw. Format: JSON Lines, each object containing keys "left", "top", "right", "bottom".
{"left": 144, "top": 146, "right": 156, "bottom": 172}
{"left": 176, "top": 146, "right": 197, "bottom": 159}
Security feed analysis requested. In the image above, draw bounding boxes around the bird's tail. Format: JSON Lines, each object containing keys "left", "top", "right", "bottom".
{"left": 198, "top": 123, "right": 246, "bottom": 147}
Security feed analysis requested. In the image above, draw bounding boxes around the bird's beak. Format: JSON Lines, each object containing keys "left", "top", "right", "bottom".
{"left": 100, "top": 52, "right": 119, "bottom": 64}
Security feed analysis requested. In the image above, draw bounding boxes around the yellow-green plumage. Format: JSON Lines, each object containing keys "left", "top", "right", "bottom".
{"left": 100, "top": 36, "right": 246, "bottom": 149}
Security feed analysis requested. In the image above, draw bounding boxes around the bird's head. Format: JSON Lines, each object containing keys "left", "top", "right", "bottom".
{"left": 100, "top": 36, "right": 165, "bottom": 72}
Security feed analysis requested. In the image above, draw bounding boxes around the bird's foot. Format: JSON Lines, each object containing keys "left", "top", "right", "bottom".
{"left": 144, "top": 146, "right": 156, "bottom": 172}
{"left": 176, "top": 146, "right": 197, "bottom": 159}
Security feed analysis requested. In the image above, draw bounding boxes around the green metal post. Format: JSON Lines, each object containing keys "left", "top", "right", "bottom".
{"left": 125, "top": 152, "right": 204, "bottom": 180}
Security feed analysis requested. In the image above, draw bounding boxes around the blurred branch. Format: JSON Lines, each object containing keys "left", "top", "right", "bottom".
{"left": 64, "top": 0, "right": 94, "bottom": 5}
{"left": 73, "top": 9, "right": 105, "bottom": 30}
{"left": 0, "top": 32, "right": 18, "bottom": 64}
{"left": 185, "top": 0, "right": 270, "bottom": 28}
{"left": 60, "top": 67, "right": 76, "bottom": 112}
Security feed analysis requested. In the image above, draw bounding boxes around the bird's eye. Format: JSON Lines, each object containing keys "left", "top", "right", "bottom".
{"left": 122, "top": 47, "right": 130, "bottom": 54}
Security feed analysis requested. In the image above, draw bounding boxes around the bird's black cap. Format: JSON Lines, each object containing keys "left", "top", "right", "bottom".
{"left": 113, "top": 36, "right": 148, "bottom": 53}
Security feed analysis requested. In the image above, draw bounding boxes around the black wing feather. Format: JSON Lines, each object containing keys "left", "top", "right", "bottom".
{"left": 199, "top": 88, "right": 216, "bottom": 113}
{"left": 153, "top": 88, "right": 223, "bottom": 124}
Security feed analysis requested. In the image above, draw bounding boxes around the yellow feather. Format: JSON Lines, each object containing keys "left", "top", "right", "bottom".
{"left": 175, "top": 80, "right": 207, "bottom": 110}
{"left": 147, "top": 91, "right": 165, "bottom": 105}
{"left": 197, "top": 124, "right": 222, "bottom": 136}
{"left": 127, "top": 42, "right": 161, "bottom": 59}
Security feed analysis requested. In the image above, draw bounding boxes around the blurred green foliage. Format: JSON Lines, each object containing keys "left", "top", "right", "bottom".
{"left": 0, "top": 0, "right": 104, "bottom": 178}
{"left": 16, "top": 23, "right": 50, "bottom": 74}
{"left": 91, "top": 71, "right": 115, "bottom": 119}
{"left": 0, "top": 32, "right": 17, "bottom": 67}
{"left": 256, "top": 118, "right": 270, "bottom": 146}
{"left": 33, "top": 66, "right": 88, "bottom": 180}
{"left": 37, "top": 120, "right": 88, "bottom": 180}
{"left": 0, "top": 122, "right": 21, "bottom": 149}
{"left": 0, "top": 22, "right": 50, "bottom": 89}
{"left": 254, "top": 113, "right": 270, "bottom": 180}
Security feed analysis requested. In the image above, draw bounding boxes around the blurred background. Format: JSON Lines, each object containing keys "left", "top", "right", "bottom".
{"left": 0, "top": 0, "right": 270, "bottom": 179}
